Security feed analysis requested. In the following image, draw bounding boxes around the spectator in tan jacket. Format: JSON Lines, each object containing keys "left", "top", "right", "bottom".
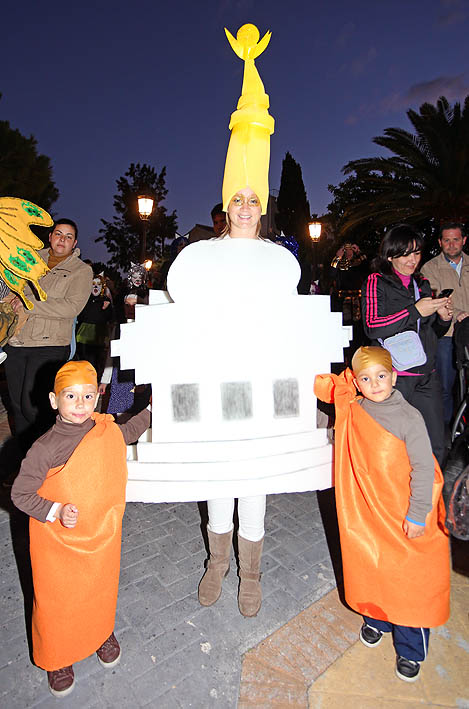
{"left": 4, "top": 219, "right": 93, "bottom": 455}
{"left": 421, "top": 223, "right": 469, "bottom": 423}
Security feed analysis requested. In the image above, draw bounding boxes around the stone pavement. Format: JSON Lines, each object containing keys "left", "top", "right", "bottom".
{"left": 0, "top": 403, "right": 339, "bottom": 708}
{"left": 0, "top": 404, "right": 468, "bottom": 708}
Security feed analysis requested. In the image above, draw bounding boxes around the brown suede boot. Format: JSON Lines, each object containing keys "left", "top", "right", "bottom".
{"left": 238, "top": 534, "right": 264, "bottom": 617}
{"left": 198, "top": 529, "right": 233, "bottom": 606}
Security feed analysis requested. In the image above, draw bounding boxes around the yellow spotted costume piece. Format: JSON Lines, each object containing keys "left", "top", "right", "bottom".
{"left": 222, "top": 24, "right": 274, "bottom": 215}
{"left": 0, "top": 197, "right": 51, "bottom": 309}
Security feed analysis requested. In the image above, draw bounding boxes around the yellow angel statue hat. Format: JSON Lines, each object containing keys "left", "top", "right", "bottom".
{"left": 222, "top": 23, "right": 275, "bottom": 215}
{"left": 0, "top": 197, "right": 51, "bottom": 309}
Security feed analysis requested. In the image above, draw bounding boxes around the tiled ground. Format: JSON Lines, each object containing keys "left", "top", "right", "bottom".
{"left": 0, "top": 417, "right": 340, "bottom": 708}
{"left": 1, "top": 403, "right": 468, "bottom": 708}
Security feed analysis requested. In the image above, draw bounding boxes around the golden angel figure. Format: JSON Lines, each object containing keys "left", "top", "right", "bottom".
{"left": 222, "top": 24, "right": 275, "bottom": 215}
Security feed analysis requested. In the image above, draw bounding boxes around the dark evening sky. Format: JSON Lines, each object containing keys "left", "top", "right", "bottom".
{"left": 2, "top": 0, "right": 469, "bottom": 262}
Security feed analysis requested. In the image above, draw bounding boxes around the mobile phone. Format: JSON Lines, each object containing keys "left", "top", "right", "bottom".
{"left": 437, "top": 288, "right": 453, "bottom": 298}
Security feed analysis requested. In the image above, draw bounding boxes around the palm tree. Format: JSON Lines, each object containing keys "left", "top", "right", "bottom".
{"left": 332, "top": 95, "right": 469, "bottom": 236}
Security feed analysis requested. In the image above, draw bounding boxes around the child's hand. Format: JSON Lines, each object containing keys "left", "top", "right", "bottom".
{"left": 58, "top": 503, "right": 79, "bottom": 528}
{"left": 403, "top": 519, "right": 425, "bottom": 538}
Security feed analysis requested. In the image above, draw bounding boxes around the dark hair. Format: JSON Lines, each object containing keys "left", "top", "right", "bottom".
{"left": 371, "top": 224, "right": 424, "bottom": 278}
{"left": 439, "top": 222, "right": 465, "bottom": 239}
{"left": 170, "top": 235, "right": 188, "bottom": 260}
{"left": 210, "top": 203, "right": 225, "bottom": 220}
{"left": 51, "top": 218, "right": 78, "bottom": 240}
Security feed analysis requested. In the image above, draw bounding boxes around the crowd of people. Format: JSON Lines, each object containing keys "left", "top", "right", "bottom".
{"left": 1, "top": 209, "right": 465, "bottom": 696}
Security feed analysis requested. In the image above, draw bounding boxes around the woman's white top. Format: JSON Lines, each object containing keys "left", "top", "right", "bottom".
{"left": 167, "top": 236, "right": 300, "bottom": 302}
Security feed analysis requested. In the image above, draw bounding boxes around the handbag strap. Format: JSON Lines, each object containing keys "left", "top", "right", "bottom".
{"left": 412, "top": 278, "right": 421, "bottom": 334}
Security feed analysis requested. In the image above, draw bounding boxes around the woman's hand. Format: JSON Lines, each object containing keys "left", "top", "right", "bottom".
{"left": 9, "top": 296, "right": 24, "bottom": 314}
{"left": 98, "top": 383, "right": 107, "bottom": 396}
{"left": 437, "top": 296, "right": 453, "bottom": 322}
{"left": 415, "top": 296, "right": 449, "bottom": 318}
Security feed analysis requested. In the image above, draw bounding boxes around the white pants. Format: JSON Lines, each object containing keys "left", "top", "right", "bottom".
{"left": 207, "top": 495, "right": 266, "bottom": 542}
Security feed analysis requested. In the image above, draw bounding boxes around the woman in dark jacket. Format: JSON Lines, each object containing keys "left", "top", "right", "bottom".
{"left": 361, "top": 224, "right": 453, "bottom": 464}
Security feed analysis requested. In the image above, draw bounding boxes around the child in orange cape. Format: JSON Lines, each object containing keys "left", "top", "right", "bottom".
{"left": 11, "top": 360, "right": 151, "bottom": 698}
{"left": 315, "top": 346, "right": 450, "bottom": 683}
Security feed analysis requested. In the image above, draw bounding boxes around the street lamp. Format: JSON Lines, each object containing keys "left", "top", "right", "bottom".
{"left": 137, "top": 194, "right": 154, "bottom": 262}
{"left": 308, "top": 217, "right": 322, "bottom": 242}
{"left": 308, "top": 216, "right": 322, "bottom": 285}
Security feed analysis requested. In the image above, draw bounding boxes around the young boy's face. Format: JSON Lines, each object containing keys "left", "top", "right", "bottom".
{"left": 353, "top": 363, "right": 397, "bottom": 403}
{"left": 49, "top": 383, "right": 98, "bottom": 424}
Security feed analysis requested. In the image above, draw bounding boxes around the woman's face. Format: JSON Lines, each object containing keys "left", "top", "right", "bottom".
{"left": 227, "top": 187, "right": 261, "bottom": 236}
{"left": 388, "top": 242, "right": 421, "bottom": 276}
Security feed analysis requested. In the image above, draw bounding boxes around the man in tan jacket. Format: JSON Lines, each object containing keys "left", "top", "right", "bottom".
{"left": 421, "top": 223, "right": 469, "bottom": 423}
{"left": 4, "top": 219, "right": 92, "bottom": 455}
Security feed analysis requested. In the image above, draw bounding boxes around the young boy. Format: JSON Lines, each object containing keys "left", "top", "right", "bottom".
{"left": 315, "top": 346, "right": 450, "bottom": 682}
{"left": 11, "top": 360, "right": 150, "bottom": 698}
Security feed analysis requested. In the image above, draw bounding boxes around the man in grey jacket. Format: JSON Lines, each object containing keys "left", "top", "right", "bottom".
{"left": 421, "top": 223, "right": 469, "bottom": 423}
{"left": 4, "top": 218, "right": 93, "bottom": 454}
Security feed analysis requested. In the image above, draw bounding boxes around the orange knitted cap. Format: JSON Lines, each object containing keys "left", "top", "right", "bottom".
{"left": 351, "top": 346, "right": 392, "bottom": 375}
{"left": 54, "top": 361, "right": 98, "bottom": 395}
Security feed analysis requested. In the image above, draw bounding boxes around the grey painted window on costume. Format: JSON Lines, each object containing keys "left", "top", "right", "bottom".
{"left": 273, "top": 379, "right": 299, "bottom": 417}
{"left": 171, "top": 384, "right": 200, "bottom": 421}
{"left": 221, "top": 382, "right": 253, "bottom": 420}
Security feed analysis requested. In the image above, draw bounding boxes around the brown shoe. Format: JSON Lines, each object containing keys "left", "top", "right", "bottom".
{"left": 198, "top": 529, "right": 233, "bottom": 606}
{"left": 96, "top": 632, "right": 121, "bottom": 667}
{"left": 238, "top": 534, "right": 264, "bottom": 617}
{"left": 47, "top": 665, "right": 75, "bottom": 697}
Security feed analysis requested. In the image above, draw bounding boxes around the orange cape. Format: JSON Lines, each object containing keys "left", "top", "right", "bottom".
{"left": 29, "top": 413, "right": 127, "bottom": 670}
{"left": 315, "top": 370, "right": 450, "bottom": 628}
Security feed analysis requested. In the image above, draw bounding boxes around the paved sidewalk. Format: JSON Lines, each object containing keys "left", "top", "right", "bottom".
{"left": 0, "top": 410, "right": 338, "bottom": 708}
{"left": 1, "top": 407, "right": 467, "bottom": 708}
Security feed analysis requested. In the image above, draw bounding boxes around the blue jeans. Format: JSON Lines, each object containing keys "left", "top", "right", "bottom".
{"left": 436, "top": 336, "right": 456, "bottom": 424}
{"left": 363, "top": 616, "right": 429, "bottom": 662}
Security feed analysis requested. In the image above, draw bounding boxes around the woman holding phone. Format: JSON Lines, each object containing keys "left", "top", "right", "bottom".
{"left": 361, "top": 224, "right": 453, "bottom": 464}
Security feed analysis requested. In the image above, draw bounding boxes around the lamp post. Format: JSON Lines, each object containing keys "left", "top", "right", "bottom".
{"left": 137, "top": 194, "right": 154, "bottom": 262}
{"left": 308, "top": 216, "right": 322, "bottom": 284}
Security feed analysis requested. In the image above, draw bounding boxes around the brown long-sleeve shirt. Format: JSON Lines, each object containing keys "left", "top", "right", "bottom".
{"left": 11, "top": 409, "right": 150, "bottom": 522}
{"left": 358, "top": 389, "right": 434, "bottom": 524}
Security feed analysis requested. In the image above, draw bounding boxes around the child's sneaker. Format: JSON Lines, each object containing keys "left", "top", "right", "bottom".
{"left": 359, "top": 623, "right": 383, "bottom": 647}
{"left": 47, "top": 665, "right": 75, "bottom": 697}
{"left": 395, "top": 656, "right": 420, "bottom": 682}
{"left": 96, "top": 632, "right": 121, "bottom": 667}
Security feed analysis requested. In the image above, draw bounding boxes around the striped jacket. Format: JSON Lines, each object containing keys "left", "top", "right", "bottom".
{"left": 361, "top": 272, "right": 450, "bottom": 374}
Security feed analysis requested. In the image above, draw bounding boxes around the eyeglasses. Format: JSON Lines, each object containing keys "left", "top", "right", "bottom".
{"left": 230, "top": 194, "right": 260, "bottom": 207}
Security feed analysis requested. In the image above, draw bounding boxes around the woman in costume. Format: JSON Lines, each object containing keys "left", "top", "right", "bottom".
{"left": 168, "top": 187, "right": 299, "bottom": 618}
{"left": 167, "top": 24, "right": 300, "bottom": 617}
{"left": 361, "top": 224, "right": 452, "bottom": 464}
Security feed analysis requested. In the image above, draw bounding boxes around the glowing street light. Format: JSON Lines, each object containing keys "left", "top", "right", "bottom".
{"left": 308, "top": 217, "right": 322, "bottom": 242}
{"left": 308, "top": 215, "right": 322, "bottom": 286}
{"left": 137, "top": 194, "right": 154, "bottom": 261}
{"left": 137, "top": 196, "right": 154, "bottom": 220}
